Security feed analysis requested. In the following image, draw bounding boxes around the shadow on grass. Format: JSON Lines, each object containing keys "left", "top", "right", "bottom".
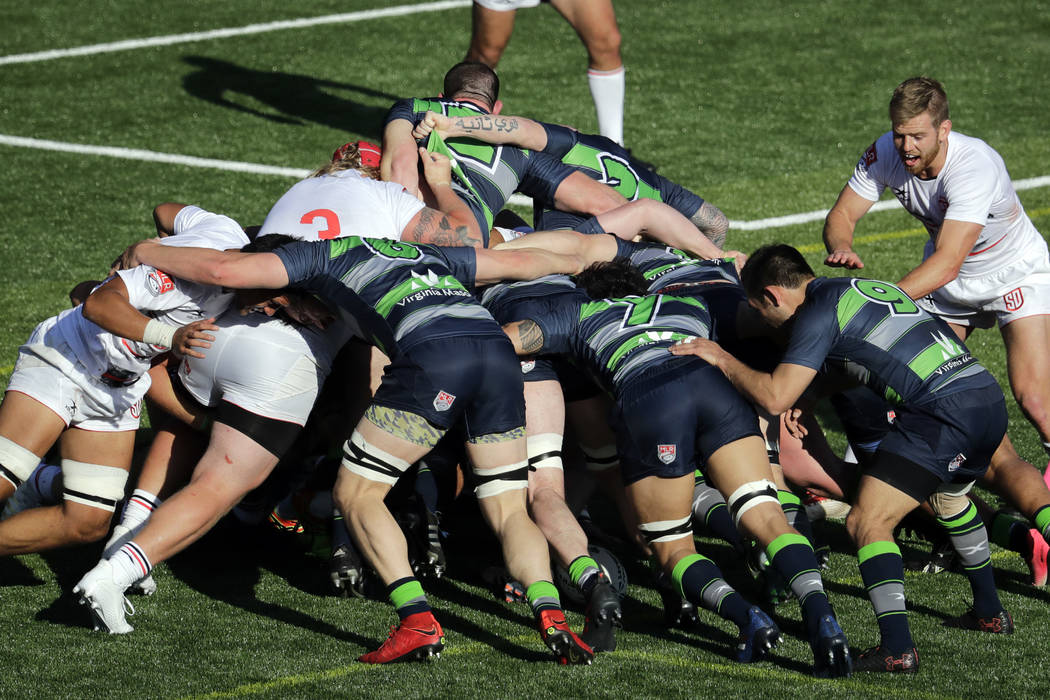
{"left": 181, "top": 56, "right": 399, "bottom": 141}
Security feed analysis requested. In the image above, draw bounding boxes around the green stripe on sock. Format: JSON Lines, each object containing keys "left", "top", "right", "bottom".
{"left": 526, "top": 580, "right": 560, "bottom": 606}
{"left": 1035, "top": 505, "right": 1050, "bottom": 539}
{"left": 858, "top": 540, "right": 901, "bottom": 564}
{"left": 766, "top": 532, "right": 810, "bottom": 560}
{"left": 938, "top": 502, "right": 977, "bottom": 528}
{"left": 777, "top": 490, "right": 802, "bottom": 507}
{"left": 568, "top": 555, "right": 600, "bottom": 586}
{"left": 672, "top": 553, "right": 705, "bottom": 598}
{"left": 389, "top": 579, "right": 426, "bottom": 610}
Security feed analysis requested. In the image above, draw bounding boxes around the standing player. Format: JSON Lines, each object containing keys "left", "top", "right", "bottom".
{"left": 114, "top": 233, "right": 595, "bottom": 665}
{"left": 465, "top": 0, "right": 625, "bottom": 145}
{"left": 673, "top": 245, "right": 1017, "bottom": 673}
{"left": 381, "top": 61, "right": 625, "bottom": 246}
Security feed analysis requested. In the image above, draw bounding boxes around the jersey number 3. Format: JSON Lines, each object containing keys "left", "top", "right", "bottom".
{"left": 300, "top": 209, "right": 341, "bottom": 240}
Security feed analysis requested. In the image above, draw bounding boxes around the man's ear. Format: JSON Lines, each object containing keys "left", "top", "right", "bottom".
{"left": 938, "top": 118, "right": 952, "bottom": 143}
{"left": 763, "top": 286, "right": 780, "bottom": 308}
{"left": 492, "top": 99, "right": 503, "bottom": 115}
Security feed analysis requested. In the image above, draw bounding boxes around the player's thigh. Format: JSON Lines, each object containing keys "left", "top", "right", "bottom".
{"left": 548, "top": 0, "right": 621, "bottom": 64}
{"left": 1001, "top": 314, "right": 1050, "bottom": 387}
{"left": 191, "top": 422, "right": 280, "bottom": 497}
{"left": 467, "top": 3, "right": 518, "bottom": 64}
{"left": 524, "top": 378, "right": 565, "bottom": 435}
{"left": 61, "top": 426, "right": 135, "bottom": 469}
{"left": 0, "top": 390, "right": 68, "bottom": 456}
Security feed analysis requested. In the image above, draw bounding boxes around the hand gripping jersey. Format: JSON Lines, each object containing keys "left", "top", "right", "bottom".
{"left": 781, "top": 277, "right": 1000, "bottom": 405}
{"left": 51, "top": 206, "right": 247, "bottom": 384}
{"left": 273, "top": 236, "right": 501, "bottom": 358}
{"left": 384, "top": 98, "right": 575, "bottom": 233}
{"left": 847, "top": 130, "right": 1046, "bottom": 277}
{"left": 533, "top": 123, "right": 706, "bottom": 231}
{"left": 259, "top": 169, "right": 424, "bottom": 242}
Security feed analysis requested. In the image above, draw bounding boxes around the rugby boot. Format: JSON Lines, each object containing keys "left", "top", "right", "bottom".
{"left": 73, "top": 559, "right": 135, "bottom": 634}
{"left": 656, "top": 571, "right": 700, "bottom": 629}
{"left": 581, "top": 576, "right": 622, "bottom": 652}
{"left": 735, "top": 606, "right": 781, "bottom": 663}
{"left": 330, "top": 543, "right": 366, "bottom": 597}
{"left": 852, "top": 645, "right": 919, "bottom": 673}
{"left": 537, "top": 609, "right": 594, "bottom": 665}
{"left": 810, "top": 614, "right": 852, "bottom": 678}
{"left": 942, "top": 606, "right": 1014, "bottom": 634}
{"left": 359, "top": 611, "right": 445, "bottom": 663}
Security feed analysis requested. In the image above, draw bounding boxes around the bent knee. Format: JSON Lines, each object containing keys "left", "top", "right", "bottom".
{"left": 61, "top": 508, "right": 112, "bottom": 544}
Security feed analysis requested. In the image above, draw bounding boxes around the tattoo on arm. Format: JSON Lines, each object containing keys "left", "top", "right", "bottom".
{"left": 452, "top": 116, "right": 521, "bottom": 136}
{"left": 407, "top": 207, "right": 481, "bottom": 247}
{"left": 518, "top": 320, "right": 545, "bottom": 354}
{"left": 690, "top": 202, "right": 729, "bottom": 248}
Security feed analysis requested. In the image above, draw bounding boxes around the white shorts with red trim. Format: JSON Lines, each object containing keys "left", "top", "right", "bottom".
{"left": 474, "top": 0, "right": 541, "bottom": 10}
{"left": 917, "top": 236, "right": 1050, "bottom": 328}
{"left": 8, "top": 326, "right": 146, "bottom": 432}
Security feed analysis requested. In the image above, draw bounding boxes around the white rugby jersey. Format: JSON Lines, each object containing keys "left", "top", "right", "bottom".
{"left": 259, "top": 169, "right": 424, "bottom": 242}
{"left": 52, "top": 206, "right": 248, "bottom": 381}
{"left": 847, "top": 130, "right": 1045, "bottom": 276}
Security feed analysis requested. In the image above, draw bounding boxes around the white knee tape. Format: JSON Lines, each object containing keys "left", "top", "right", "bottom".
{"left": 61, "top": 460, "right": 129, "bottom": 512}
{"left": 341, "top": 430, "right": 412, "bottom": 486}
{"left": 581, "top": 443, "right": 619, "bottom": 472}
{"left": 473, "top": 460, "right": 529, "bottom": 499}
{"left": 727, "top": 479, "right": 780, "bottom": 527}
{"left": 527, "top": 433, "right": 563, "bottom": 471}
{"left": 0, "top": 436, "right": 41, "bottom": 488}
{"left": 638, "top": 516, "right": 693, "bottom": 544}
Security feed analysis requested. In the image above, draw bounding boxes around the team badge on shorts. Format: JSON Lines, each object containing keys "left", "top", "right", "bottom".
{"left": 657, "top": 444, "right": 677, "bottom": 464}
{"left": 1004, "top": 288, "right": 1024, "bottom": 312}
{"left": 147, "top": 270, "right": 175, "bottom": 296}
{"left": 520, "top": 360, "right": 535, "bottom": 374}
{"left": 947, "top": 452, "right": 966, "bottom": 473}
{"left": 433, "top": 390, "right": 456, "bottom": 412}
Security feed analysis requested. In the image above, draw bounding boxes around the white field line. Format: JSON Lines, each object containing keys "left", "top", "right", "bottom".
{"left": 2, "top": 134, "right": 1049, "bottom": 231}
{"left": 0, "top": 1, "right": 472, "bottom": 67}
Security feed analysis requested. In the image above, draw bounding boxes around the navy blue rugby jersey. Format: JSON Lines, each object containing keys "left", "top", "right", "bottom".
{"left": 612, "top": 239, "right": 739, "bottom": 294}
{"left": 532, "top": 292, "right": 713, "bottom": 393}
{"left": 781, "top": 277, "right": 998, "bottom": 405}
{"left": 385, "top": 98, "right": 573, "bottom": 231}
{"left": 273, "top": 236, "right": 501, "bottom": 358}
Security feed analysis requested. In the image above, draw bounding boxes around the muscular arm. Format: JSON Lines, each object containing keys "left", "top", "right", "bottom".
{"left": 501, "top": 319, "right": 547, "bottom": 355}
{"left": 400, "top": 147, "right": 484, "bottom": 247}
{"left": 822, "top": 185, "right": 874, "bottom": 269}
{"left": 381, "top": 119, "right": 421, "bottom": 197}
{"left": 598, "top": 199, "right": 727, "bottom": 260}
{"left": 130, "top": 243, "right": 289, "bottom": 289}
{"left": 896, "top": 219, "right": 982, "bottom": 300}
{"left": 495, "top": 228, "right": 619, "bottom": 262}
{"left": 670, "top": 338, "right": 818, "bottom": 415}
{"left": 552, "top": 171, "right": 627, "bottom": 217}
{"left": 473, "top": 247, "right": 584, "bottom": 286}
{"left": 152, "top": 203, "right": 187, "bottom": 237}
{"left": 412, "top": 111, "right": 550, "bottom": 151}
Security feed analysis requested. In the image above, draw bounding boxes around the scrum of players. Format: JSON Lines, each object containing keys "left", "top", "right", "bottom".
{"left": 2, "top": 61, "right": 1050, "bottom": 677}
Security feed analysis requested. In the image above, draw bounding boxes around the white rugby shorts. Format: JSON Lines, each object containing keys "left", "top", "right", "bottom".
{"left": 917, "top": 235, "right": 1050, "bottom": 328}
{"left": 474, "top": 0, "right": 542, "bottom": 10}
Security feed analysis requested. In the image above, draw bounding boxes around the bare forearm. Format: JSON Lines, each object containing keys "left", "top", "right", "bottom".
{"left": 716, "top": 354, "right": 786, "bottom": 415}
{"left": 897, "top": 253, "right": 960, "bottom": 300}
{"left": 822, "top": 208, "right": 857, "bottom": 255}
{"left": 446, "top": 115, "right": 548, "bottom": 150}
{"left": 82, "top": 287, "right": 151, "bottom": 341}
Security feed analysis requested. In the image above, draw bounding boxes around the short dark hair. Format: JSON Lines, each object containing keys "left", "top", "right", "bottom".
{"left": 890, "top": 76, "right": 950, "bottom": 126}
{"left": 443, "top": 61, "right": 500, "bottom": 108}
{"left": 574, "top": 257, "right": 649, "bottom": 299}
{"left": 242, "top": 233, "right": 298, "bottom": 253}
{"left": 740, "top": 244, "right": 814, "bottom": 299}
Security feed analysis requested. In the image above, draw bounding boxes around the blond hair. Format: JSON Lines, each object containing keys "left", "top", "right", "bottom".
{"left": 890, "top": 77, "right": 950, "bottom": 126}
{"left": 310, "top": 142, "right": 380, "bottom": 180}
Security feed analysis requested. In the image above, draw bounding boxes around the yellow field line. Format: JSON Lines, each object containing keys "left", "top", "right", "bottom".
{"left": 180, "top": 633, "right": 960, "bottom": 700}
{"left": 797, "top": 206, "right": 1050, "bottom": 255}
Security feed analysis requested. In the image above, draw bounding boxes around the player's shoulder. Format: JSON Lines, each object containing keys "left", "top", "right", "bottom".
{"left": 943, "top": 131, "right": 1002, "bottom": 175}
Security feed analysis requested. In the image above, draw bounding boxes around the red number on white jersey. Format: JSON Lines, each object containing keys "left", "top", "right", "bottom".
{"left": 300, "top": 209, "right": 341, "bottom": 240}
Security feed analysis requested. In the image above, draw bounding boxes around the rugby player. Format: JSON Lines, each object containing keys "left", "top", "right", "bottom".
{"left": 673, "top": 244, "right": 1016, "bottom": 672}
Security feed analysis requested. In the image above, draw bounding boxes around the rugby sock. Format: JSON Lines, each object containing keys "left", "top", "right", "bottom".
{"left": 388, "top": 577, "right": 430, "bottom": 620}
{"left": 938, "top": 502, "right": 1002, "bottom": 616}
{"left": 778, "top": 490, "right": 815, "bottom": 545}
{"left": 673, "top": 553, "right": 752, "bottom": 627}
{"left": 414, "top": 460, "right": 440, "bottom": 516}
{"left": 110, "top": 542, "right": 152, "bottom": 590}
{"left": 990, "top": 509, "right": 1030, "bottom": 552}
{"left": 1034, "top": 504, "right": 1050, "bottom": 543}
{"left": 587, "top": 66, "right": 625, "bottom": 146}
{"left": 693, "top": 471, "right": 744, "bottom": 552}
{"left": 568, "top": 555, "right": 602, "bottom": 596}
{"left": 857, "top": 541, "right": 914, "bottom": 653}
{"left": 330, "top": 508, "right": 353, "bottom": 550}
{"left": 526, "top": 580, "right": 562, "bottom": 615}
{"left": 120, "top": 489, "right": 160, "bottom": 531}
{"left": 766, "top": 533, "right": 833, "bottom": 639}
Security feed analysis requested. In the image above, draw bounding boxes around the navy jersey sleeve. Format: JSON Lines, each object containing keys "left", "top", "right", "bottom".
{"left": 272, "top": 240, "right": 329, "bottom": 286}
{"left": 384, "top": 98, "right": 421, "bottom": 127}
{"left": 526, "top": 297, "right": 579, "bottom": 355}
{"left": 518, "top": 151, "right": 576, "bottom": 201}
{"left": 431, "top": 245, "right": 479, "bottom": 289}
{"left": 779, "top": 288, "right": 840, "bottom": 371}
{"left": 540, "top": 122, "right": 581, "bottom": 159}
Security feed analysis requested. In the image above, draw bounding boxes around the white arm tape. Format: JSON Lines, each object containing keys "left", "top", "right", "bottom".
{"left": 143, "top": 319, "right": 177, "bottom": 349}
